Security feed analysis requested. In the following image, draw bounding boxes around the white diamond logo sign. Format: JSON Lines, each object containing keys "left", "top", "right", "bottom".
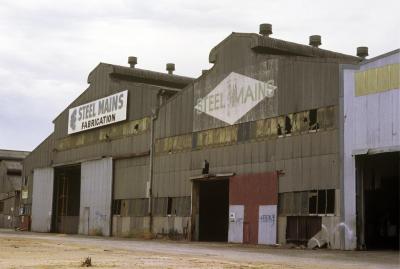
{"left": 194, "top": 72, "right": 277, "bottom": 125}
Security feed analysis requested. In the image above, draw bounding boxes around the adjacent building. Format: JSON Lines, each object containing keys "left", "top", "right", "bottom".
{"left": 22, "top": 24, "right": 399, "bottom": 250}
{"left": 0, "top": 149, "right": 30, "bottom": 229}
{"left": 341, "top": 49, "right": 399, "bottom": 250}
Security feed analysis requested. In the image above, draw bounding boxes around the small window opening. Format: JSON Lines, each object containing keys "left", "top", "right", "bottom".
{"left": 285, "top": 116, "right": 292, "bottom": 134}
{"left": 277, "top": 123, "right": 283, "bottom": 136}
{"left": 112, "top": 200, "right": 121, "bottom": 215}
{"left": 317, "top": 190, "right": 327, "bottom": 214}
{"left": 0, "top": 201, "right": 4, "bottom": 213}
{"left": 202, "top": 160, "right": 209, "bottom": 174}
{"left": 309, "top": 109, "right": 319, "bottom": 130}
{"left": 167, "top": 197, "right": 173, "bottom": 215}
{"left": 326, "top": 189, "right": 335, "bottom": 214}
{"left": 309, "top": 191, "right": 317, "bottom": 214}
{"left": 7, "top": 170, "right": 21, "bottom": 176}
{"left": 134, "top": 124, "right": 139, "bottom": 131}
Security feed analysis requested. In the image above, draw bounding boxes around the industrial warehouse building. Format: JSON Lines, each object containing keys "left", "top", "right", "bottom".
{"left": 22, "top": 24, "right": 399, "bottom": 250}
{"left": 0, "top": 149, "right": 29, "bottom": 229}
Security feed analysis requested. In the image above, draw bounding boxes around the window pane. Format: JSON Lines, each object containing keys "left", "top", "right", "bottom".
{"left": 327, "top": 189, "right": 335, "bottom": 214}
{"left": 317, "top": 190, "right": 326, "bottom": 214}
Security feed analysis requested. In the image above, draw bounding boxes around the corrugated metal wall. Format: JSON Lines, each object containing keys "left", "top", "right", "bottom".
{"left": 31, "top": 167, "right": 54, "bottom": 232}
{"left": 151, "top": 33, "right": 344, "bottom": 198}
{"left": 79, "top": 157, "right": 112, "bottom": 236}
{"left": 342, "top": 50, "right": 400, "bottom": 250}
{"left": 114, "top": 156, "right": 148, "bottom": 199}
{"left": 53, "top": 65, "right": 160, "bottom": 140}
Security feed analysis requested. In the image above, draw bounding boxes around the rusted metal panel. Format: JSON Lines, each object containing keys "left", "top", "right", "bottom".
{"left": 229, "top": 172, "right": 278, "bottom": 244}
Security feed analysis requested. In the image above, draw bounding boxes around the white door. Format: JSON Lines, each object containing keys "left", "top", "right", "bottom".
{"left": 228, "top": 205, "right": 244, "bottom": 243}
{"left": 79, "top": 158, "right": 112, "bottom": 236}
{"left": 258, "top": 205, "right": 277, "bottom": 245}
{"left": 31, "top": 167, "right": 54, "bottom": 232}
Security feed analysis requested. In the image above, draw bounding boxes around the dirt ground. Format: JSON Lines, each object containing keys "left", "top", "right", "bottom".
{"left": 0, "top": 230, "right": 398, "bottom": 269}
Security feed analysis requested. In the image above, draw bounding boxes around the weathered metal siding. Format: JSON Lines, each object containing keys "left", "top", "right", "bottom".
{"left": 342, "top": 50, "right": 400, "bottom": 250}
{"left": 79, "top": 158, "right": 112, "bottom": 236}
{"left": 193, "top": 59, "right": 278, "bottom": 132}
{"left": 22, "top": 134, "right": 55, "bottom": 206}
{"left": 54, "top": 132, "right": 149, "bottom": 165}
{"left": 114, "top": 156, "right": 149, "bottom": 199}
{"left": 31, "top": 167, "right": 54, "bottom": 232}
{"left": 53, "top": 64, "right": 161, "bottom": 141}
{"left": 152, "top": 33, "right": 344, "bottom": 199}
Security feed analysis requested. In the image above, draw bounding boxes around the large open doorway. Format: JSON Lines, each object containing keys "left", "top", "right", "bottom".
{"left": 52, "top": 165, "right": 81, "bottom": 234}
{"left": 194, "top": 178, "right": 229, "bottom": 242}
{"left": 356, "top": 152, "right": 399, "bottom": 250}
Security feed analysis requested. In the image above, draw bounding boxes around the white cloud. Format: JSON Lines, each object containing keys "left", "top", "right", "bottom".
{"left": 0, "top": 0, "right": 399, "bottom": 150}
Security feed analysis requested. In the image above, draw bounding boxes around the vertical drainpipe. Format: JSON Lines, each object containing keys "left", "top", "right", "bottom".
{"left": 148, "top": 90, "right": 162, "bottom": 235}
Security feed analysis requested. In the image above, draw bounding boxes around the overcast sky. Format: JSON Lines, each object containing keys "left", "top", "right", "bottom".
{"left": 0, "top": 0, "right": 399, "bottom": 151}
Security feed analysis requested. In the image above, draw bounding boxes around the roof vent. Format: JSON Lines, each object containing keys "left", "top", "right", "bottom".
{"left": 128, "top": 56, "right": 137, "bottom": 68}
{"left": 166, "top": 63, "right": 175, "bottom": 75}
{"left": 357, "top": 47, "right": 368, "bottom": 59}
{"left": 309, "top": 35, "right": 321, "bottom": 48}
{"left": 259, "top": 23, "right": 272, "bottom": 37}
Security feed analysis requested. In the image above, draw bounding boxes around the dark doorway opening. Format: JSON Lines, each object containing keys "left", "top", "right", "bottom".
{"left": 52, "top": 164, "right": 81, "bottom": 234}
{"left": 356, "top": 152, "right": 399, "bottom": 250}
{"left": 198, "top": 179, "right": 229, "bottom": 242}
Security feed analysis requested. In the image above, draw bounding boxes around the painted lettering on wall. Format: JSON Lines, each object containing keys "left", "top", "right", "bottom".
{"left": 194, "top": 72, "right": 277, "bottom": 125}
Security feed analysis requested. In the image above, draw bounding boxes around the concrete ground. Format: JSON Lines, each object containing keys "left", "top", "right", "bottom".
{"left": 0, "top": 230, "right": 398, "bottom": 269}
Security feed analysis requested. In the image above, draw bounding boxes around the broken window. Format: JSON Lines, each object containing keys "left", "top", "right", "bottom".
{"left": 317, "top": 190, "right": 326, "bottom": 214}
{"left": 326, "top": 189, "right": 335, "bottom": 214}
{"left": 308, "top": 191, "right": 317, "bottom": 214}
{"left": 291, "top": 113, "right": 301, "bottom": 134}
{"left": 307, "top": 189, "right": 335, "bottom": 215}
{"left": 309, "top": 109, "right": 319, "bottom": 131}
{"left": 285, "top": 115, "right": 293, "bottom": 135}
{"left": 112, "top": 200, "right": 121, "bottom": 215}
{"left": 167, "top": 197, "right": 173, "bottom": 215}
{"left": 276, "top": 117, "right": 285, "bottom": 136}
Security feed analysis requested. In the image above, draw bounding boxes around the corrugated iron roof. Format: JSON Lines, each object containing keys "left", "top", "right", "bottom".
{"left": 209, "top": 32, "right": 360, "bottom": 63}
{"left": 1, "top": 160, "right": 22, "bottom": 171}
{"left": 250, "top": 35, "right": 361, "bottom": 61}
{"left": 0, "top": 150, "right": 29, "bottom": 161}
{"left": 110, "top": 65, "right": 195, "bottom": 89}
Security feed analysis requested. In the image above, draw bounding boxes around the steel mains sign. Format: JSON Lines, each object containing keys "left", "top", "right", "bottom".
{"left": 194, "top": 72, "right": 277, "bottom": 125}
{"left": 68, "top": 90, "right": 128, "bottom": 134}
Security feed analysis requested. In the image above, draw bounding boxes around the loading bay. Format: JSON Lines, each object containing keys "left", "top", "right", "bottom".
{"left": 0, "top": 230, "right": 398, "bottom": 269}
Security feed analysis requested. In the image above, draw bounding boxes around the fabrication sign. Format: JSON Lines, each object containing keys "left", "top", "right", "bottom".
{"left": 68, "top": 90, "right": 128, "bottom": 134}
{"left": 194, "top": 72, "right": 277, "bottom": 125}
